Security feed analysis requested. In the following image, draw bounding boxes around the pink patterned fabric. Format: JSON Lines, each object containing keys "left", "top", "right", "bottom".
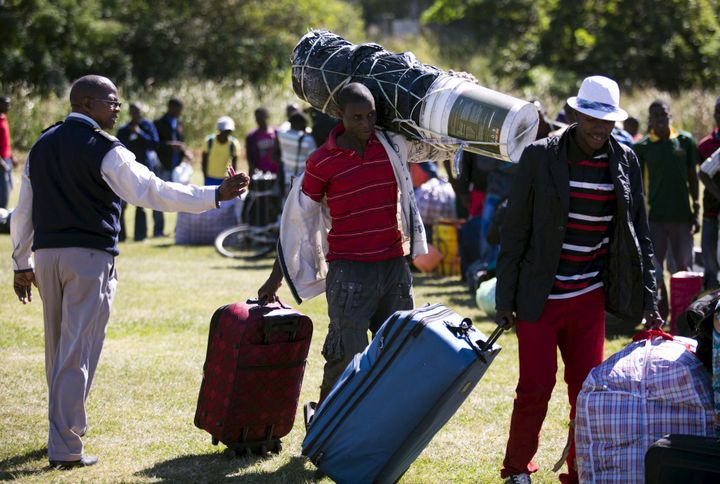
{"left": 575, "top": 336, "right": 714, "bottom": 483}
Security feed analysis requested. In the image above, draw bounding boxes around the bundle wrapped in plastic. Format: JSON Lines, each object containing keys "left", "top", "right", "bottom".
{"left": 291, "top": 30, "right": 538, "bottom": 163}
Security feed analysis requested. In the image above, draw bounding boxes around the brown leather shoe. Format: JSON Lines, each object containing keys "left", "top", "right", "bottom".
{"left": 49, "top": 455, "right": 98, "bottom": 469}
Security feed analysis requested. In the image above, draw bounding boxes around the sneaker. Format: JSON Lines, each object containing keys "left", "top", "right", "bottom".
{"left": 504, "top": 474, "right": 531, "bottom": 484}
{"left": 303, "top": 401, "right": 317, "bottom": 430}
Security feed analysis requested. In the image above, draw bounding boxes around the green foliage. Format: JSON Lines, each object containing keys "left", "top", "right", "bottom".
{"left": 423, "top": 0, "right": 720, "bottom": 91}
{"left": 0, "top": 79, "right": 297, "bottom": 152}
{"left": 0, "top": 0, "right": 364, "bottom": 92}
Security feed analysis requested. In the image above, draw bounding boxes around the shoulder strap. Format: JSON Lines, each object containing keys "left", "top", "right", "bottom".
{"left": 229, "top": 137, "right": 236, "bottom": 159}
{"left": 94, "top": 128, "right": 120, "bottom": 143}
{"left": 41, "top": 121, "right": 63, "bottom": 133}
{"left": 294, "top": 133, "right": 308, "bottom": 175}
{"left": 207, "top": 135, "right": 214, "bottom": 153}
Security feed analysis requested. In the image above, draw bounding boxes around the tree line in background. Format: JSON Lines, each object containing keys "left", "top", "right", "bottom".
{"left": 1, "top": 0, "right": 363, "bottom": 93}
{"left": 2, "top": 0, "right": 718, "bottom": 94}
{"left": 423, "top": 0, "right": 720, "bottom": 94}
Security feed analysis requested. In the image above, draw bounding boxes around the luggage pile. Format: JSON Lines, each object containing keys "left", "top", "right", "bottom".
{"left": 575, "top": 330, "right": 715, "bottom": 482}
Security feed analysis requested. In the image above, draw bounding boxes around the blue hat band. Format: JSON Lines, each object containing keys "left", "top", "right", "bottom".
{"left": 576, "top": 98, "right": 620, "bottom": 114}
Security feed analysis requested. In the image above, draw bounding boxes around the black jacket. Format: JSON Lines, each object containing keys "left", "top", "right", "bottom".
{"left": 154, "top": 114, "right": 184, "bottom": 171}
{"left": 495, "top": 127, "right": 657, "bottom": 323}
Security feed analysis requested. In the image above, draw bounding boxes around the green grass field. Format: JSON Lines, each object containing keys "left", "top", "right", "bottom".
{"left": 0, "top": 190, "right": 641, "bottom": 483}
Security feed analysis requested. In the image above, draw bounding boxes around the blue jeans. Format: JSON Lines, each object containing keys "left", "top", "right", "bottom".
{"left": 479, "top": 194, "right": 502, "bottom": 268}
{"left": 0, "top": 158, "right": 12, "bottom": 209}
{"left": 702, "top": 216, "right": 719, "bottom": 289}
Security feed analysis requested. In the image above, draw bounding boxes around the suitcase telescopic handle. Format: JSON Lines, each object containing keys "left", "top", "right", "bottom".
{"left": 479, "top": 325, "right": 505, "bottom": 352}
{"left": 445, "top": 318, "right": 504, "bottom": 353}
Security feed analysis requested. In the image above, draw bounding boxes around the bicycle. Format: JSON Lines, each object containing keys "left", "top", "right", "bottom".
{"left": 215, "top": 171, "right": 282, "bottom": 260}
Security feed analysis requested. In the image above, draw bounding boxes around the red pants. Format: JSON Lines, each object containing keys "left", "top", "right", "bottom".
{"left": 500, "top": 288, "right": 605, "bottom": 483}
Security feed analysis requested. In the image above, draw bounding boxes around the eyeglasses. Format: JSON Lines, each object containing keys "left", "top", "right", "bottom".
{"left": 93, "top": 98, "right": 122, "bottom": 109}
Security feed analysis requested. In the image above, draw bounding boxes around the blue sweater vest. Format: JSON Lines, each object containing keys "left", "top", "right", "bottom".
{"left": 30, "top": 118, "right": 123, "bottom": 256}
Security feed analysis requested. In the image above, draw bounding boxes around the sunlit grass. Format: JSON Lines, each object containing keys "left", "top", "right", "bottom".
{"left": 1, "top": 210, "right": 641, "bottom": 483}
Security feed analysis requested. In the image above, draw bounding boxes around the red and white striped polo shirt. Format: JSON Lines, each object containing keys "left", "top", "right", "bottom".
{"left": 302, "top": 123, "right": 403, "bottom": 262}
{"left": 548, "top": 134, "right": 617, "bottom": 299}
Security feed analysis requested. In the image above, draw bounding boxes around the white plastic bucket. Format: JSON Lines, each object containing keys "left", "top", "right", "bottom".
{"left": 419, "top": 75, "right": 538, "bottom": 162}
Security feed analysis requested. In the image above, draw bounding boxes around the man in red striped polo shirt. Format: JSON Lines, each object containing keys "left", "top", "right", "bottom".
{"left": 494, "top": 76, "right": 663, "bottom": 484}
{"left": 258, "top": 83, "right": 456, "bottom": 411}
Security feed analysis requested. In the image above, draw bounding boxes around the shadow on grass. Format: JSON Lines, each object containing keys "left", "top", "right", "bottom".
{"left": 0, "top": 447, "right": 48, "bottom": 481}
{"left": 137, "top": 453, "right": 314, "bottom": 482}
{"left": 222, "top": 262, "right": 275, "bottom": 271}
{"left": 150, "top": 243, "right": 176, "bottom": 249}
{"left": 414, "top": 275, "right": 464, "bottom": 288}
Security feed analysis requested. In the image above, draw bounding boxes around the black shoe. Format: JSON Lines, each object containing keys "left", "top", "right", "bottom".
{"left": 49, "top": 455, "right": 98, "bottom": 469}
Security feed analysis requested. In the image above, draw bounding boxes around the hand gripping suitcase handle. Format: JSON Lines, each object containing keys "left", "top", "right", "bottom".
{"left": 247, "top": 297, "right": 291, "bottom": 309}
{"left": 479, "top": 324, "right": 505, "bottom": 352}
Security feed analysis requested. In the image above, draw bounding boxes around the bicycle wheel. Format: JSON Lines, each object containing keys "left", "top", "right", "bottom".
{"left": 215, "top": 225, "right": 277, "bottom": 260}
{"left": 215, "top": 225, "right": 257, "bottom": 259}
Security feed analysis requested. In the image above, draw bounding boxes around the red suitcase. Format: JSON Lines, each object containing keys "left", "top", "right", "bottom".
{"left": 194, "top": 299, "right": 313, "bottom": 455}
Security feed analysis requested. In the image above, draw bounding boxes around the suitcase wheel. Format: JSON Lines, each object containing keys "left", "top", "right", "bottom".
{"left": 211, "top": 437, "right": 219, "bottom": 446}
{"left": 259, "top": 444, "right": 268, "bottom": 455}
{"left": 224, "top": 448, "right": 237, "bottom": 459}
{"left": 272, "top": 441, "right": 282, "bottom": 454}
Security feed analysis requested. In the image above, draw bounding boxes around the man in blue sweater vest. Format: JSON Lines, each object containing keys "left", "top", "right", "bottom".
{"left": 10, "top": 75, "right": 249, "bottom": 469}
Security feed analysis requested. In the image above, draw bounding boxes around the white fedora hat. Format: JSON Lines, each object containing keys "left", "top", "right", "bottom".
{"left": 567, "top": 75, "right": 628, "bottom": 122}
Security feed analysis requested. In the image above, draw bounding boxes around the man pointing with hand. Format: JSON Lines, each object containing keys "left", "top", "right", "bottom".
{"left": 11, "top": 74, "right": 249, "bottom": 469}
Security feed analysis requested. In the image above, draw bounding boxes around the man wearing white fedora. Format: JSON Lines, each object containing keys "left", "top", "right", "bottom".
{"left": 494, "top": 75, "right": 662, "bottom": 484}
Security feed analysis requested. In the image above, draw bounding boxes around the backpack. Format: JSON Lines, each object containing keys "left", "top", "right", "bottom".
{"left": 207, "top": 135, "right": 237, "bottom": 160}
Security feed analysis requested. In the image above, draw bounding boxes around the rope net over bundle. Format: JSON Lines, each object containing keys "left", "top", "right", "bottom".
{"left": 291, "top": 30, "right": 539, "bottom": 163}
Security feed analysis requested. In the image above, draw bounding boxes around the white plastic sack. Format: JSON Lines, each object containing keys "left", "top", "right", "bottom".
{"left": 475, "top": 277, "right": 496, "bottom": 317}
{"left": 172, "top": 161, "right": 193, "bottom": 184}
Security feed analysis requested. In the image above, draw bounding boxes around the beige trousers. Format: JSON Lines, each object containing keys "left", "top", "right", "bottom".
{"left": 34, "top": 247, "right": 117, "bottom": 461}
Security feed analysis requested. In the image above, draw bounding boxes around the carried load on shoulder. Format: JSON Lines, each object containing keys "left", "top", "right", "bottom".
{"left": 291, "top": 30, "right": 539, "bottom": 165}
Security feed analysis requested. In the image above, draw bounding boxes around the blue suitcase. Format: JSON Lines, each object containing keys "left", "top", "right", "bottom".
{"left": 301, "top": 303, "right": 504, "bottom": 483}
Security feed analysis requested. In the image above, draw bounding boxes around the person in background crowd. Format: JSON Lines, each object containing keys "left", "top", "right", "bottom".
{"left": 447, "top": 152, "right": 488, "bottom": 279}
{"left": 624, "top": 116, "right": 642, "bottom": 141}
{"left": 116, "top": 102, "right": 159, "bottom": 241}
{"left": 0, "top": 96, "right": 18, "bottom": 209}
{"left": 530, "top": 99, "right": 554, "bottom": 140}
{"left": 11, "top": 75, "right": 249, "bottom": 470}
{"left": 697, "top": 96, "right": 720, "bottom": 289}
{"left": 409, "top": 161, "right": 456, "bottom": 243}
{"left": 634, "top": 100, "right": 700, "bottom": 316}
{"left": 276, "top": 110, "right": 316, "bottom": 195}
{"left": 495, "top": 76, "right": 662, "bottom": 484}
{"left": 309, "top": 107, "right": 340, "bottom": 147}
{"left": 246, "top": 107, "right": 279, "bottom": 175}
{"left": 476, "top": 155, "right": 518, "bottom": 270}
{"left": 153, "top": 97, "right": 192, "bottom": 237}
{"left": 278, "top": 103, "right": 301, "bottom": 132}
{"left": 202, "top": 116, "right": 241, "bottom": 186}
